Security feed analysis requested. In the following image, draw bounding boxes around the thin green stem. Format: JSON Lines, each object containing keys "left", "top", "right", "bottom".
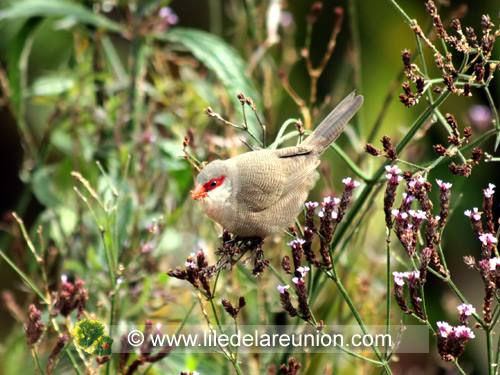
{"left": 388, "top": 0, "right": 415, "bottom": 25}
{"left": 31, "top": 349, "right": 45, "bottom": 375}
{"left": 328, "top": 266, "right": 392, "bottom": 374}
{"left": 0, "top": 249, "right": 48, "bottom": 304}
{"left": 330, "top": 143, "right": 371, "bottom": 181}
{"left": 348, "top": 0, "right": 364, "bottom": 136}
{"left": 385, "top": 234, "right": 391, "bottom": 358}
{"left": 487, "top": 328, "right": 495, "bottom": 375}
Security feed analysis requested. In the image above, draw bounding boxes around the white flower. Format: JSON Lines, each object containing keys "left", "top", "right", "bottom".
{"left": 305, "top": 201, "right": 319, "bottom": 209}
{"left": 436, "top": 321, "right": 453, "bottom": 338}
{"left": 488, "top": 257, "right": 500, "bottom": 271}
{"left": 457, "top": 303, "right": 476, "bottom": 316}
{"left": 464, "top": 207, "right": 481, "bottom": 221}
{"left": 454, "top": 326, "right": 475, "bottom": 339}
{"left": 436, "top": 179, "right": 452, "bottom": 190}
{"left": 385, "top": 165, "right": 402, "bottom": 175}
{"left": 484, "top": 183, "right": 496, "bottom": 198}
{"left": 479, "top": 233, "right": 498, "bottom": 246}
{"left": 297, "top": 266, "right": 310, "bottom": 277}
{"left": 277, "top": 285, "right": 290, "bottom": 294}
{"left": 392, "top": 271, "right": 409, "bottom": 286}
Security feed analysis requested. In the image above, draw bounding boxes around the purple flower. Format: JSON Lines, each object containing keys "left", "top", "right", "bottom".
{"left": 479, "top": 233, "right": 498, "bottom": 246}
{"left": 408, "top": 177, "right": 426, "bottom": 190}
{"left": 392, "top": 209, "right": 408, "bottom": 220}
{"left": 436, "top": 179, "right": 452, "bottom": 190}
{"left": 393, "top": 271, "right": 409, "bottom": 286}
{"left": 385, "top": 165, "right": 403, "bottom": 181}
{"left": 318, "top": 210, "right": 338, "bottom": 219}
{"left": 185, "top": 261, "right": 196, "bottom": 269}
{"left": 296, "top": 266, "right": 310, "bottom": 277}
{"left": 287, "top": 238, "right": 306, "bottom": 247}
{"left": 453, "top": 326, "right": 475, "bottom": 340}
{"left": 409, "top": 210, "right": 427, "bottom": 220}
{"left": 277, "top": 285, "right": 290, "bottom": 294}
{"left": 141, "top": 241, "right": 156, "bottom": 253}
{"left": 457, "top": 303, "right": 476, "bottom": 316}
{"left": 159, "top": 7, "right": 179, "bottom": 25}
{"left": 437, "top": 321, "right": 453, "bottom": 338}
{"left": 385, "top": 165, "right": 402, "bottom": 175}
{"left": 291, "top": 277, "right": 300, "bottom": 284}
{"left": 484, "top": 183, "right": 496, "bottom": 198}
{"left": 342, "top": 177, "right": 361, "bottom": 188}
{"left": 488, "top": 257, "right": 500, "bottom": 270}
{"left": 464, "top": 207, "right": 481, "bottom": 221}
{"left": 408, "top": 270, "right": 420, "bottom": 280}
{"left": 469, "top": 105, "right": 492, "bottom": 127}
{"left": 280, "top": 11, "right": 293, "bottom": 27}
{"left": 305, "top": 201, "right": 319, "bottom": 209}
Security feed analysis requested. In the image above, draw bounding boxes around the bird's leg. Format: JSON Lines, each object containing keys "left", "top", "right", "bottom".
{"left": 224, "top": 235, "right": 263, "bottom": 245}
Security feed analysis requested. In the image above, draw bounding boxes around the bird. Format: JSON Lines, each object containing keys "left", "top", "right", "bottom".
{"left": 190, "top": 91, "right": 363, "bottom": 238}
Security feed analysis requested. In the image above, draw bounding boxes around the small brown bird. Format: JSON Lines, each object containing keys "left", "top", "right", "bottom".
{"left": 191, "top": 91, "right": 363, "bottom": 238}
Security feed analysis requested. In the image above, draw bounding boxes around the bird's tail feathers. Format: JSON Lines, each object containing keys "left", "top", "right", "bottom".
{"left": 301, "top": 91, "right": 363, "bottom": 154}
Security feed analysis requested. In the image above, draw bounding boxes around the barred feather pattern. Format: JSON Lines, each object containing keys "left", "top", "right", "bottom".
{"left": 196, "top": 91, "right": 363, "bottom": 237}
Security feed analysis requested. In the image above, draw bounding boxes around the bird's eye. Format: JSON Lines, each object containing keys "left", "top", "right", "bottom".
{"left": 210, "top": 180, "right": 218, "bottom": 187}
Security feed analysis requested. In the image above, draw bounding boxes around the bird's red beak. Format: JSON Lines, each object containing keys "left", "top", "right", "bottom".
{"left": 191, "top": 183, "right": 208, "bottom": 200}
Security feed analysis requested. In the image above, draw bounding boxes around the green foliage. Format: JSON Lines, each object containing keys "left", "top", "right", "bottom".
{"left": 71, "top": 319, "right": 113, "bottom": 356}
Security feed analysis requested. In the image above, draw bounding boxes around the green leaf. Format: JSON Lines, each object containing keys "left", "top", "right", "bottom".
{"left": 29, "top": 75, "right": 76, "bottom": 97}
{"left": 71, "top": 318, "right": 113, "bottom": 355}
{"left": 156, "top": 27, "right": 262, "bottom": 132}
{"left": 6, "top": 18, "right": 41, "bottom": 117}
{"left": 31, "top": 166, "right": 61, "bottom": 207}
{"left": 0, "top": 0, "right": 124, "bottom": 33}
{"left": 94, "top": 335, "right": 114, "bottom": 356}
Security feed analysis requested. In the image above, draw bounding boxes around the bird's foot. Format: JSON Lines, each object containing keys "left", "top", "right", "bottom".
{"left": 224, "top": 236, "right": 263, "bottom": 246}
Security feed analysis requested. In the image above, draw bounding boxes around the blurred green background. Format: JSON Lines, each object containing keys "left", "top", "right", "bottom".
{"left": 0, "top": 0, "right": 499, "bottom": 374}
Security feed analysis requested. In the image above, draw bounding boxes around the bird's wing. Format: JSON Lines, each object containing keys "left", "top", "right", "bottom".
{"left": 275, "top": 146, "right": 320, "bottom": 197}
{"left": 233, "top": 147, "right": 318, "bottom": 212}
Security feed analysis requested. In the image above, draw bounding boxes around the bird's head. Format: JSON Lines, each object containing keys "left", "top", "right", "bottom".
{"left": 191, "top": 161, "right": 232, "bottom": 204}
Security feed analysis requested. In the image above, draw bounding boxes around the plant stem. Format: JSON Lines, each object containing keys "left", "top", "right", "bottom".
{"left": 0, "top": 249, "right": 48, "bottom": 304}
{"left": 327, "top": 266, "right": 393, "bottom": 374}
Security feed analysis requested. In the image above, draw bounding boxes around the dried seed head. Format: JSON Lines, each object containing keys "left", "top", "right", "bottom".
{"left": 474, "top": 63, "right": 485, "bottom": 82}
{"left": 466, "top": 27, "right": 479, "bottom": 48}
{"left": 365, "top": 143, "right": 383, "bottom": 156}
{"left": 449, "top": 162, "right": 472, "bottom": 177}
{"left": 463, "top": 82, "right": 472, "bottom": 97}
{"left": 393, "top": 272, "right": 412, "bottom": 314}
{"left": 222, "top": 299, "right": 239, "bottom": 319}
{"left": 433, "top": 144, "right": 453, "bottom": 156}
{"left": 471, "top": 148, "right": 483, "bottom": 166}
{"left": 381, "top": 136, "right": 397, "bottom": 160}
{"left": 426, "top": 0, "right": 447, "bottom": 39}
{"left": 419, "top": 247, "right": 432, "bottom": 283}
{"left": 25, "top": 304, "right": 45, "bottom": 347}
{"left": 279, "top": 358, "right": 302, "bottom": 375}
{"left": 278, "top": 287, "right": 297, "bottom": 318}
{"left": 282, "top": 255, "right": 292, "bottom": 274}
